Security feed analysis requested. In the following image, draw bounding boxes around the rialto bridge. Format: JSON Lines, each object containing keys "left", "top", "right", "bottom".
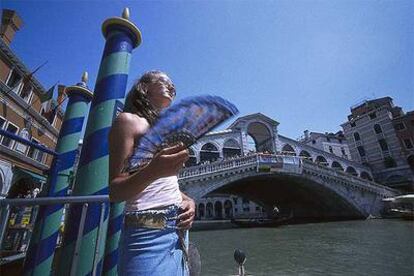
{"left": 178, "top": 113, "right": 399, "bottom": 220}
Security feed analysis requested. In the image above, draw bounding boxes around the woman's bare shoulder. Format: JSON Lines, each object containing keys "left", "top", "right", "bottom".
{"left": 110, "top": 113, "right": 149, "bottom": 138}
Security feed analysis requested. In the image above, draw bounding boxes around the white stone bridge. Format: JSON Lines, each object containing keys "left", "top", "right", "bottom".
{"left": 177, "top": 113, "right": 399, "bottom": 220}
{"left": 179, "top": 154, "right": 398, "bottom": 219}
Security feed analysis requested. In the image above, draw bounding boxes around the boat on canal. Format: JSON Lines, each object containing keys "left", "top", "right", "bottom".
{"left": 383, "top": 194, "right": 414, "bottom": 220}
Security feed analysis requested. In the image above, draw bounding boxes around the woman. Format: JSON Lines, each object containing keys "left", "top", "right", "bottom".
{"left": 109, "top": 70, "right": 195, "bottom": 275}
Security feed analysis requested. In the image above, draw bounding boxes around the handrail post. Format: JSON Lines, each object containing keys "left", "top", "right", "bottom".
{"left": 0, "top": 204, "right": 10, "bottom": 249}
{"left": 92, "top": 202, "right": 107, "bottom": 276}
{"left": 70, "top": 202, "right": 89, "bottom": 276}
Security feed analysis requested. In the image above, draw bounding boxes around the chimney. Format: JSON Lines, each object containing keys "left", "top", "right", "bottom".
{"left": 0, "top": 9, "right": 23, "bottom": 46}
{"left": 57, "top": 85, "right": 66, "bottom": 105}
{"left": 304, "top": 130, "right": 309, "bottom": 140}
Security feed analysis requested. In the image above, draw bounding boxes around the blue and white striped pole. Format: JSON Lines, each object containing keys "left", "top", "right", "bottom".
{"left": 23, "top": 73, "right": 93, "bottom": 276}
{"left": 57, "top": 8, "right": 141, "bottom": 276}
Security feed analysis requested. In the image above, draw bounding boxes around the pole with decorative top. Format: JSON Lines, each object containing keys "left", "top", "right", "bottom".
{"left": 57, "top": 8, "right": 141, "bottom": 276}
{"left": 23, "top": 73, "right": 93, "bottom": 276}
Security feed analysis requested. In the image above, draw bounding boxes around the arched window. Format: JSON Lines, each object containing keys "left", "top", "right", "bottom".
{"left": 206, "top": 202, "right": 213, "bottom": 218}
{"left": 299, "top": 150, "right": 312, "bottom": 160}
{"left": 345, "top": 166, "right": 358, "bottom": 176}
{"left": 200, "top": 143, "right": 220, "bottom": 163}
{"left": 315, "top": 156, "right": 328, "bottom": 166}
{"left": 353, "top": 132, "right": 360, "bottom": 141}
{"left": 214, "top": 201, "right": 223, "bottom": 219}
{"left": 374, "top": 124, "right": 382, "bottom": 134}
{"left": 224, "top": 200, "right": 233, "bottom": 218}
{"left": 360, "top": 171, "right": 372, "bottom": 181}
{"left": 198, "top": 203, "right": 205, "bottom": 218}
{"left": 331, "top": 161, "right": 344, "bottom": 171}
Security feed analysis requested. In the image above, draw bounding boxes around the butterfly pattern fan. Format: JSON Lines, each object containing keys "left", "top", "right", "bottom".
{"left": 124, "top": 95, "right": 239, "bottom": 173}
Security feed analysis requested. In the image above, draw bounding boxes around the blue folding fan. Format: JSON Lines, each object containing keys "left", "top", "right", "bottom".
{"left": 124, "top": 95, "right": 239, "bottom": 173}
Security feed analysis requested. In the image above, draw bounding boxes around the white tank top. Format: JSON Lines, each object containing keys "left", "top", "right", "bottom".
{"left": 125, "top": 175, "right": 182, "bottom": 211}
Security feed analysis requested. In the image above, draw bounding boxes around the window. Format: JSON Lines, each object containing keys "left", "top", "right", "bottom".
{"left": 19, "top": 84, "right": 33, "bottom": 103}
{"left": 27, "top": 138, "right": 45, "bottom": 163}
{"left": 326, "top": 137, "right": 331, "bottom": 142}
{"left": 404, "top": 139, "right": 413, "bottom": 149}
{"left": 354, "top": 132, "right": 361, "bottom": 141}
{"left": 14, "top": 128, "right": 30, "bottom": 154}
{"left": 378, "top": 139, "right": 389, "bottom": 152}
{"left": 0, "top": 116, "right": 6, "bottom": 141}
{"left": 242, "top": 198, "right": 250, "bottom": 204}
{"left": 339, "top": 139, "right": 343, "bottom": 144}
{"left": 341, "top": 147, "right": 346, "bottom": 155}
{"left": 1, "top": 122, "right": 19, "bottom": 148}
{"left": 350, "top": 122, "right": 356, "bottom": 127}
{"left": 357, "top": 146, "right": 366, "bottom": 157}
{"left": 394, "top": 123, "right": 405, "bottom": 131}
{"left": 369, "top": 112, "right": 377, "bottom": 119}
{"left": 374, "top": 124, "right": 382, "bottom": 134}
{"left": 329, "top": 146, "right": 333, "bottom": 153}
{"left": 312, "top": 140, "right": 316, "bottom": 144}
{"left": 5, "top": 70, "right": 22, "bottom": 90}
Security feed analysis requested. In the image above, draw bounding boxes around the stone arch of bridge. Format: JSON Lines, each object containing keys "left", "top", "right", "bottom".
{"left": 190, "top": 172, "right": 367, "bottom": 220}
{"left": 246, "top": 121, "right": 274, "bottom": 153}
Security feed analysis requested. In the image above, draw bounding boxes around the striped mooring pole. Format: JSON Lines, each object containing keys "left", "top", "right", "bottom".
{"left": 22, "top": 73, "right": 93, "bottom": 276}
{"left": 57, "top": 8, "right": 141, "bottom": 276}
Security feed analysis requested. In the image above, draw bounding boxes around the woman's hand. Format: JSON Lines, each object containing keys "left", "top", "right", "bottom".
{"left": 178, "top": 193, "right": 196, "bottom": 230}
{"left": 147, "top": 143, "right": 189, "bottom": 178}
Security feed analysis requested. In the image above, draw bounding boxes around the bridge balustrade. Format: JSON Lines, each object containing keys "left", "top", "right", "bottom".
{"left": 302, "top": 160, "right": 397, "bottom": 196}
{"left": 179, "top": 154, "right": 303, "bottom": 179}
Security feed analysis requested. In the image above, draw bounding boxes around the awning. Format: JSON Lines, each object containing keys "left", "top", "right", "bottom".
{"left": 12, "top": 167, "right": 47, "bottom": 183}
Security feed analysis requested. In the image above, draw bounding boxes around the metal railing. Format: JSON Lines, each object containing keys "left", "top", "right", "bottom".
{"left": 0, "top": 195, "right": 109, "bottom": 276}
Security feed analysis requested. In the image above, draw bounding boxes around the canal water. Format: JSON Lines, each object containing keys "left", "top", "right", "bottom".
{"left": 190, "top": 219, "right": 413, "bottom": 276}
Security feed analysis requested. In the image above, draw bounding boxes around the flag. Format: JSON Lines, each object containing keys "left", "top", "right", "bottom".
{"left": 16, "top": 62, "right": 47, "bottom": 98}
{"left": 39, "top": 85, "right": 55, "bottom": 103}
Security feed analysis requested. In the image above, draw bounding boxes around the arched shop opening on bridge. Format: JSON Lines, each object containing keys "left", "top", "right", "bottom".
{"left": 200, "top": 143, "right": 220, "bottom": 163}
{"left": 222, "top": 139, "right": 241, "bottom": 159}
{"left": 246, "top": 121, "right": 274, "bottom": 153}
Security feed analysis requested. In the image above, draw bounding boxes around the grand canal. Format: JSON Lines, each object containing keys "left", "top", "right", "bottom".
{"left": 191, "top": 220, "right": 413, "bottom": 276}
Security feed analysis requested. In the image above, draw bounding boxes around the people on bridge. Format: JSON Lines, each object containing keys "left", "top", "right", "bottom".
{"left": 109, "top": 70, "right": 195, "bottom": 276}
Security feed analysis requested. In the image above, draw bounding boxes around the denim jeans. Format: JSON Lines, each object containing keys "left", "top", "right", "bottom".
{"left": 118, "top": 205, "right": 189, "bottom": 276}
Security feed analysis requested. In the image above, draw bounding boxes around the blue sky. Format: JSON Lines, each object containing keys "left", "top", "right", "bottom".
{"left": 2, "top": 0, "right": 413, "bottom": 139}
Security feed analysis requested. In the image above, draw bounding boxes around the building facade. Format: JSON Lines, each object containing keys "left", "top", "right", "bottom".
{"left": 0, "top": 9, "right": 64, "bottom": 251}
{"left": 341, "top": 97, "right": 414, "bottom": 191}
{"left": 299, "top": 130, "right": 352, "bottom": 161}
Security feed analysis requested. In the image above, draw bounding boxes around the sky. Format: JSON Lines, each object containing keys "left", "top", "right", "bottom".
{"left": 2, "top": 0, "right": 413, "bottom": 140}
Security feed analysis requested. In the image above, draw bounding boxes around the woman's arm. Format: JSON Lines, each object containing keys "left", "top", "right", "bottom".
{"left": 178, "top": 192, "right": 196, "bottom": 230}
{"left": 108, "top": 113, "right": 188, "bottom": 202}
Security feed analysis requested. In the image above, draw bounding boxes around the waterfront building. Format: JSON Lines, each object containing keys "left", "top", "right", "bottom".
{"left": 341, "top": 97, "right": 414, "bottom": 191}
{"left": 298, "top": 130, "right": 352, "bottom": 161}
{"left": 0, "top": 9, "right": 64, "bottom": 251}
